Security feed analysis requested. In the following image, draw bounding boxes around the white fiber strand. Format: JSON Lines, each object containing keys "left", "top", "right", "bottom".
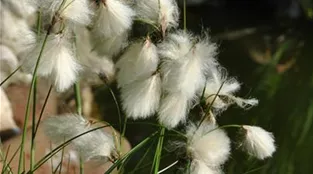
{"left": 92, "top": 0, "right": 135, "bottom": 38}
{"left": 43, "top": 114, "right": 115, "bottom": 162}
{"left": 158, "top": 93, "right": 190, "bottom": 128}
{"left": 121, "top": 74, "right": 161, "bottom": 119}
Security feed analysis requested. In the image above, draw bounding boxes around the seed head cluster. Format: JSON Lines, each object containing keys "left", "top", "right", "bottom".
{"left": 0, "top": 0, "right": 276, "bottom": 172}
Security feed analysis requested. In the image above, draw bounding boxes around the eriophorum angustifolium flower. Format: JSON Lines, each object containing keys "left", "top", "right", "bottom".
{"left": 30, "top": 0, "right": 93, "bottom": 26}
{"left": 186, "top": 122, "right": 231, "bottom": 171}
{"left": 91, "top": 0, "right": 135, "bottom": 38}
{"left": 135, "top": 0, "right": 179, "bottom": 35}
{"left": 203, "top": 66, "right": 259, "bottom": 112}
{"left": 120, "top": 73, "right": 161, "bottom": 119}
{"left": 116, "top": 38, "right": 159, "bottom": 88}
{"left": 17, "top": 0, "right": 114, "bottom": 91}
{"left": 42, "top": 114, "right": 116, "bottom": 162}
{"left": 157, "top": 31, "right": 218, "bottom": 128}
{"left": 158, "top": 93, "right": 190, "bottom": 128}
{"left": 116, "top": 38, "right": 161, "bottom": 119}
{"left": 22, "top": 32, "right": 81, "bottom": 92}
{"left": 241, "top": 125, "right": 276, "bottom": 160}
{"left": 74, "top": 26, "right": 116, "bottom": 83}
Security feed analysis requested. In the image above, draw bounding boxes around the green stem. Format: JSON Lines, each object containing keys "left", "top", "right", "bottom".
{"left": 58, "top": 145, "right": 65, "bottom": 174}
{"left": 101, "top": 77, "right": 123, "bottom": 151}
{"left": 129, "top": 139, "right": 156, "bottom": 174}
{"left": 17, "top": 25, "right": 52, "bottom": 174}
{"left": 1, "top": 145, "right": 10, "bottom": 173}
{"left": 197, "top": 82, "right": 225, "bottom": 128}
{"left": 105, "top": 131, "right": 158, "bottom": 174}
{"left": 183, "top": 0, "right": 187, "bottom": 31}
{"left": 74, "top": 82, "right": 82, "bottom": 115}
{"left": 2, "top": 143, "right": 21, "bottom": 173}
{"left": 23, "top": 152, "right": 26, "bottom": 172}
{"left": 152, "top": 127, "right": 166, "bottom": 174}
{"left": 200, "top": 80, "right": 207, "bottom": 101}
{"left": 121, "top": 117, "right": 128, "bottom": 143}
{"left": 0, "top": 66, "right": 21, "bottom": 87}
{"left": 31, "top": 125, "right": 111, "bottom": 172}
{"left": 36, "top": 10, "right": 42, "bottom": 38}
{"left": 49, "top": 142, "right": 54, "bottom": 173}
{"left": 79, "top": 156, "right": 84, "bottom": 174}
{"left": 34, "top": 85, "right": 53, "bottom": 135}
{"left": 186, "top": 159, "right": 191, "bottom": 174}
{"left": 30, "top": 77, "right": 37, "bottom": 171}
{"left": 204, "top": 124, "right": 243, "bottom": 136}
{"left": 74, "top": 82, "right": 83, "bottom": 173}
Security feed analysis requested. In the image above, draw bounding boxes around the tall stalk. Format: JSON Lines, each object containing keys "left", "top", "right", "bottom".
{"left": 74, "top": 82, "right": 84, "bottom": 174}
{"left": 17, "top": 19, "right": 54, "bottom": 173}
{"left": 183, "top": 0, "right": 187, "bottom": 30}
{"left": 30, "top": 77, "right": 37, "bottom": 171}
{"left": 152, "top": 127, "right": 166, "bottom": 174}
{"left": 74, "top": 82, "right": 82, "bottom": 115}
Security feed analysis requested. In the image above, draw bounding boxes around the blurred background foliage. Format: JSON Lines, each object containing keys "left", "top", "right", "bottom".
{"left": 95, "top": 0, "right": 313, "bottom": 173}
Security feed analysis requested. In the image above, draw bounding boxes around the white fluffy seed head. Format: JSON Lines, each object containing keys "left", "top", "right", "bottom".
{"left": 30, "top": 0, "right": 93, "bottom": 26}
{"left": 0, "top": 5, "right": 35, "bottom": 54}
{"left": 204, "top": 66, "right": 258, "bottom": 110}
{"left": 161, "top": 50, "right": 205, "bottom": 99}
{"left": 186, "top": 123, "right": 231, "bottom": 167}
{"left": 74, "top": 26, "right": 116, "bottom": 84}
{"left": 121, "top": 74, "right": 161, "bottom": 120}
{"left": 159, "top": 31, "right": 195, "bottom": 98}
{"left": 206, "top": 67, "right": 240, "bottom": 96}
{"left": 159, "top": 31, "right": 217, "bottom": 99}
{"left": 42, "top": 114, "right": 115, "bottom": 162}
{"left": 193, "top": 33, "right": 219, "bottom": 75}
{"left": 91, "top": 31, "right": 129, "bottom": 57}
{"left": 242, "top": 125, "right": 276, "bottom": 160}
{"left": 204, "top": 67, "right": 240, "bottom": 109}
{"left": 159, "top": 0, "right": 179, "bottom": 34}
{"left": 92, "top": 0, "right": 135, "bottom": 38}
{"left": 158, "top": 31, "right": 193, "bottom": 60}
{"left": 61, "top": 0, "right": 94, "bottom": 26}
{"left": 158, "top": 93, "right": 190, "bottom": 128}
{"left": 116, "top": 39, "right": 159, "bottom": 88}
{"left": 190, "top": 160, "right": 222, "bottom": 174}
{"left": 135, "top": 0, "right": 179, "bottom": 34}
{"left": 22, "top": 33, "right": 81, "bottom": 92}
{"left": 51, "top": 43, "right": 81, "bottom": 92}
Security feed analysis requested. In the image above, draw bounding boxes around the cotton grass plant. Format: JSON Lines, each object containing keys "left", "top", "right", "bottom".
{"left": 0, "top": 0, "right": 276, "bottom": 173}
